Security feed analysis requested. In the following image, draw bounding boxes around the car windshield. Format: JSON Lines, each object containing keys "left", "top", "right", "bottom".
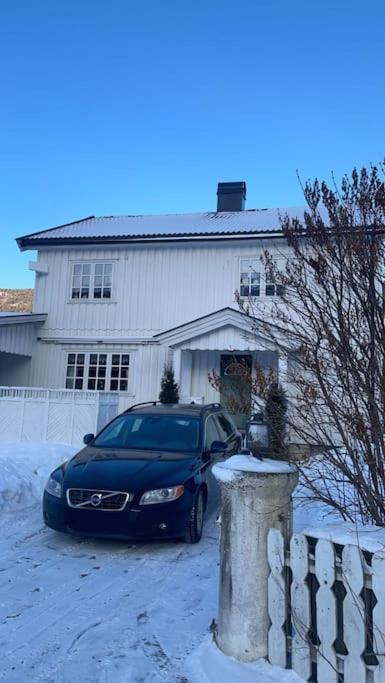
{"left": 93, "top": 413, "right": 201, "bottom": 452}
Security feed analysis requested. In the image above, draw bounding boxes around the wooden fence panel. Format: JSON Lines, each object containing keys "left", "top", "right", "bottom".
{"left": 0, "top": 386, "right": 119, "bottom": 445}
{"left": 341, "top": 544, "right": 366, "bottom": 683}
{"left": 315, "top": 538, "right": 338, "bottom": 682}
{"left": 290, "top": 533, "right": 312, "bottom": 680}
{"left": 372, "top": 551, "right": 385, "bottom": 683}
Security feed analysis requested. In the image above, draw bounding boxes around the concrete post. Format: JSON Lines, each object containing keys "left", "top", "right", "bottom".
{"left": 213, "top": 454, "right": 298, "bottom": 662}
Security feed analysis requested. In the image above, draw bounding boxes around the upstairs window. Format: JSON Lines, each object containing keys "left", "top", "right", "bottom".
{"left": 265, "top": 260, "right": 285, "bottom": 297}
{"left": 239, "top": 258, "right": 285, "bottom": 298}
{"left": 240, "top": 259, "right": 260, "bottom": 297}
{"left": 265, "top": 270, "right": 285, "bottom": 297}
{"left": 71, "top": 263, "right": 113, "bottom": 300}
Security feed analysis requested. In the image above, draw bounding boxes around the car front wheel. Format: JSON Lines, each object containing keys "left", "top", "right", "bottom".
{"left": 184, "top": 489, "right": 205, "bottom": 544}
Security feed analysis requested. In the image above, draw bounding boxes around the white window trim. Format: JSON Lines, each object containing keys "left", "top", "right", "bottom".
{"left": 67, "top": 259, "right": 117, "bottom": 303}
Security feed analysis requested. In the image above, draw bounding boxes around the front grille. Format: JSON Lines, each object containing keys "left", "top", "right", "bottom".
{"left": 66, "top": 488, "right": 131, "bottom": 511}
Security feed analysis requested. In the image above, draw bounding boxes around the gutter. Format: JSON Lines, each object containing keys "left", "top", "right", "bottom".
{"left": 17, "top": 231, "right": 284, "bottom": 251}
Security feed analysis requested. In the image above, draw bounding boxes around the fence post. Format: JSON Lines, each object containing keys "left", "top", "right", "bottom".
{"left": 213, "top": 455, "right": 298, "bottom": 662}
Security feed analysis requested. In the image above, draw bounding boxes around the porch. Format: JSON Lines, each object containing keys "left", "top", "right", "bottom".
{"left": 154, "top": 307, "right": 288, "bottom": 417}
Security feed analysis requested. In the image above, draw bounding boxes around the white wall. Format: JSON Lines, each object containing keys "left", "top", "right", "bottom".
{"left": 0, "top": 322, "right": 37, "bottom": 356}
{"left": 33, "top": 238, "right": 290, "bottom": 336}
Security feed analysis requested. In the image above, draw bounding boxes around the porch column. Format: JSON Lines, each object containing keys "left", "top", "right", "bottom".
{"left": 179, "top": 350, "right": 192, "bottom": 400}
{"left": 173, "top": 348, "right": 182, "bottom": 386}
{"left": 277, "top": 352, "right": 289, "bottom": 391}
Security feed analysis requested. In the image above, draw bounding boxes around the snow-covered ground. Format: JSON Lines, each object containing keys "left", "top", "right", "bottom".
{"left": 0, "top": 442, "right": 309, "bottom": 682}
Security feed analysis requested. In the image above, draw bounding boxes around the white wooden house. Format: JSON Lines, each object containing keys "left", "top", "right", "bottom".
{"left": 3, "top": 182, "right": 304, "bottom": 419}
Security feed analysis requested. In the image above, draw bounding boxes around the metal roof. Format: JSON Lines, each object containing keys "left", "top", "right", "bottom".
{"left": 17, "top": 207, "right": 307, "bottom": 249}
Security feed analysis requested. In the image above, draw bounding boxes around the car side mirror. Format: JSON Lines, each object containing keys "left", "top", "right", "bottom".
{"left": 83, "top": 433, "right": 95, "bottom": 445}
{"left": 209, "top": 440, "right": 228, "bottom": 454}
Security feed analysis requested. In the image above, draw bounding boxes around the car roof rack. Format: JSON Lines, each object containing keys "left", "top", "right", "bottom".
{"left": 202, "top": 402, "right": 222, "bottom": 410}
{"left": 124, "top": 401, "right": 223, "bottom": 414}
{"left": 124, "top": 401, "right": 162, "bottom": 413}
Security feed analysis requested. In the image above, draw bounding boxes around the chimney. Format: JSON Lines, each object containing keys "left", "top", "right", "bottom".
{"left": 216, "top": 181, "right": 246, "bottom": 212}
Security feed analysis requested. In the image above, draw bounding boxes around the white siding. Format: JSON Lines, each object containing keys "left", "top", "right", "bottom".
{"left": 185, "top": 326, "right": 257, "bottom": 350}
{"left": 33, "top": 239, "right": 290, "bottom": 336}
{"left": 0, "top": 323, "right": 37, "bottom": 356}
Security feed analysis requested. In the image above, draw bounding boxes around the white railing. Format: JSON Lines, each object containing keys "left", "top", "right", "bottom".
{"left": 0, "top": 386, "right": 120, "bottom": 446}
{"left": 268, "top": 526, "right": 385, "bottom": 682}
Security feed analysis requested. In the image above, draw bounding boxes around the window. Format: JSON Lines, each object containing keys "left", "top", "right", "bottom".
{"left": 240, "top": 259, "right": 260, "bottom": 298}
{"left": 71, "top": 262, "right": 112, "bottom": 300}
{"left": 94, "top": 263, "right": 112, "bottom": 299}
{"left": 205, "top": 416, "right": 220, "bottom": 449}
{"left": 66, "top": 353, "right": 85, "bottom": 389}
{"left": 216, "top": 413, "right": 235, "bottom": 441}
{"left": 239, "top": 258, "right": 285, "bottom": 298}
{"left": 87, "top": 353, "right": 107, "bottom": 391}
{"left": 93, "top": 414, "right": 201, "bottom": 452}
{"left": 65, "top": 352, "right": 130, "bottom": 392}
{"left": 265, "top": 261, "right": 285, "bottom": 297}
{"left": 110, "top": 354, "right": 129, "bottom": 391}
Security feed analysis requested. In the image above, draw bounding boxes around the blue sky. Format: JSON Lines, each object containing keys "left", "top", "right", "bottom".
{"left": 1, "top": 0, "right": 384, "bottom": 287}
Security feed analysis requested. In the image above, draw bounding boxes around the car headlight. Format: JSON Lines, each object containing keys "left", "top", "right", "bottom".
{"left": 139, "top": 485, "right": 184, "bottom": 505}
{"left": 45, "top": 477, "right": 62, "bottom": 498}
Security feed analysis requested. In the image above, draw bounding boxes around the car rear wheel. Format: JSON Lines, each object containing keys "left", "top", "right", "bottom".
{"left": 184, "top": 489, "right": 205, "bottom": 544}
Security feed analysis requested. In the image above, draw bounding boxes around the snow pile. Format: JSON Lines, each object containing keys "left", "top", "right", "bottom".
{"left": 0, "top": 442, "right": 77, "bottom": 514}
{"left": 187, "top": 638, "right": 304, "bottom": 683}
{"left": 213, "top": 453, "right": 295, "bottom": 484}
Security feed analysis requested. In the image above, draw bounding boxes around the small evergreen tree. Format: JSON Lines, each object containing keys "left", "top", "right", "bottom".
{"left": 159, "top": 363, "right": 179, "bottom": 404}
{"left": 265, "top": 383, "right": 288, "bottom": 460}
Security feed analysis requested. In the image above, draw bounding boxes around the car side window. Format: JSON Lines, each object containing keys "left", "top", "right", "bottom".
{"left": 205, "top": 416, "right": 220, "bottom": 449}
{"left": 216, "top": 413, "right": 235, "bottom": 442}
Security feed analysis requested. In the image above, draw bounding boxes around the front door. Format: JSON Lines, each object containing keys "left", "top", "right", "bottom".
{"left": 220, "top": 354, "right": 252, "bottom": 430}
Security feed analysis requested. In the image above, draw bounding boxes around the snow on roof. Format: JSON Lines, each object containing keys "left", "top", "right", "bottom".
{"left": 17, "top": 207, "right": 307, "bottom": 247}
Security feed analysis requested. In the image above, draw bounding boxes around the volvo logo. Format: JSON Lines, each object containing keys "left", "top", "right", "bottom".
{"left": 90, "top": 493, "right": 103, "bottom": 507}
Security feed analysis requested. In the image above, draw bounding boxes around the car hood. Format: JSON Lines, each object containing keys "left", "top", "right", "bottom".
{"left": 62, "top": 446, "right": 199, "bottom": 491}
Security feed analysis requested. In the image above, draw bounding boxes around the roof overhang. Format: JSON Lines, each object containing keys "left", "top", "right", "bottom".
{"left": 0, "top": 313, "right": 47, "bottom": 326}
{"left": 17, "top": 231, "right": 284, "bottom": 251}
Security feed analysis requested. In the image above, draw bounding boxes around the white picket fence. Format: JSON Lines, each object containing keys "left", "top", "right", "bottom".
{"left": 268, "top": 527, "right": 385, "bottom": 682}
{"left": 0, "top": 387, "right": 120, "bottom": 446}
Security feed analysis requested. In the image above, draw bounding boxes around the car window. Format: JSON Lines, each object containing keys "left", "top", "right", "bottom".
{"left": 93, "top": 413, "right": 201, "bottom": 452}
{"left": 205, "top": 415, "right": 220, "bottom": 449}
{"left": 216, "top": 413, "right": 235, "bottom": 442}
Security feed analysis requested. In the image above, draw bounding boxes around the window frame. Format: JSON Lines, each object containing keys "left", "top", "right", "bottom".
{"left": 69, "top": 260, "right": 115, "bottom": 302}
{"left": 239, "top": 258, "right": 261, "bottom": 299}
{"left": 65, "top": 351, "right": 130, "bottom": 392}
{"left": 238, "top": 256, "right": 286, "bottom": 299}
{"left": 204, "top": 415, "right": 221, "bottom": 450}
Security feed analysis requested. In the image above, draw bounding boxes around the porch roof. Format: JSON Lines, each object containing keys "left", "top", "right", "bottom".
{"left": 154, "top": 307, "right": 276, "bottom": 351}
